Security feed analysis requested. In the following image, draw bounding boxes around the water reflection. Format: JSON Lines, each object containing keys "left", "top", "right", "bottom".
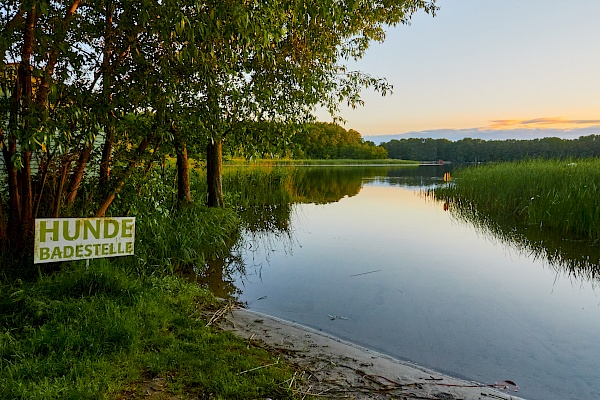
{"left": 205, "top": 165, "right": 600, "bottom": 299}
{"left": 291, "top": 165, "right": 452, "bottom": 197}
{"left": 292, "top": 165, "right": 600, "bottom": 281}
{"left": 238, "top": 204, "right": 293, "bottom": 233}
{"left": 440, "top": 194, "right": 600, "bottom": 281}
{"left": 377, "top": 164, "right": 452, "bottom": 188}
{"left": 292, "top": 166, "right": 389, "bottom": 203}
{"left": 201, "top": 254, "right": 244, "bottom": 299}
{"left": 199, "top": 165, "right": 600, "bottom": 400}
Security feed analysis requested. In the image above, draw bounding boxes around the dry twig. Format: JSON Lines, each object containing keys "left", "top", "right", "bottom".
{"left": 205, "top": 301, "right": 236, "bottom": 327}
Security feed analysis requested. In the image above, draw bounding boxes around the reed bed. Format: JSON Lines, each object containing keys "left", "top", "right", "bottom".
{"left": 436, "top": 158, "right": 600, "bottom": 242}
{"left": 222, "top": 166, "right": 295, "bottom": 206}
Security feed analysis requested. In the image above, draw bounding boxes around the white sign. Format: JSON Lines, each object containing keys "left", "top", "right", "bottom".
{"left": 34, "top": 217, "right": 135, "bottom": 264}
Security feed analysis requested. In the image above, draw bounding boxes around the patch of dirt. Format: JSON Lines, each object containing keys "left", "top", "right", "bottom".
{"left": 218, "top": 307, "right": 525, "bottom": 400}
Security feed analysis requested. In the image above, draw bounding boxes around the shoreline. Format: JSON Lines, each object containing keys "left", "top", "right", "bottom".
{"left": 222, "top": 307, "right": 526, "bottom": 400}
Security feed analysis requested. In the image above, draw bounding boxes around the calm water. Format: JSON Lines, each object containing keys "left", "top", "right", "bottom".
{"left": 211, "top": 166, "right": 600, "bottom": 400}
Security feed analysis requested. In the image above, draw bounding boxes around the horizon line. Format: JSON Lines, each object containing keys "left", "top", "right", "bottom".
{"left": 362, "top": 124, "right": 600, "bottom": 137}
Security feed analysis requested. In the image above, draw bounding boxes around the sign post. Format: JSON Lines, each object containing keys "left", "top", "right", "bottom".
{"left": 34, "top": 217, "right": 135, "bottom": 264}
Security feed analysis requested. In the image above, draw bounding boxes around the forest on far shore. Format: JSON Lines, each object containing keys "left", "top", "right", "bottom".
{"left": 258, "top": 123, "right": 600, "bottom": 163}
{"left": 380, "top": 134, "right": 600, "bottom": 162}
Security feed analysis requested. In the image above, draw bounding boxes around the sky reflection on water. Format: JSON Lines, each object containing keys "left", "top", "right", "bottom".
{"left": 231, "top": 168, "right": 600, "bottom": 400}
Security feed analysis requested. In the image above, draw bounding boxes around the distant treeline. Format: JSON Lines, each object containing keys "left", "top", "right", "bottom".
{"left": 291, "top": 123, "right": 387, "bottom": 159}
{"left": 381, "top": 135, "right": 600, "bottom": 162}
{"left": 228, "top": 122, "right": 388, "bottom": 160}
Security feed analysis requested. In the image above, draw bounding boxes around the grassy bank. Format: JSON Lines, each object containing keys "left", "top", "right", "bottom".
{"left": 0, "top": 261, "right": 298, "bottom": 399}
{"left": 0, "top": 166, "right": 303, "bottom": 399}
{"left": 435, "top": 158, "right": 600, "bottom": 242}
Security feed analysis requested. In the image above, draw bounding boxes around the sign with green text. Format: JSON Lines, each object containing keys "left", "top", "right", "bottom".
{"left": 34, "top": 217, "right": 135, "bottom": 264}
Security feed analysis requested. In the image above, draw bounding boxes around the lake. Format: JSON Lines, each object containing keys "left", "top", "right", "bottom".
{"left": 204, "top": 166, "right": 600, "bottom": 400}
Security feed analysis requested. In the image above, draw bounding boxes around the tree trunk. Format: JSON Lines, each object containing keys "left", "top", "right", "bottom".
{"left": 0, "top": 190, "right": 7, "bottom": 248}
{"left": 4, "top": 8, "right": 36, "bottom": 252}
{"left": 32, "top": 154, "right": 51, "bottom": 220}
{"left": 95, "top": 133, "right": 154, "bottom": 217}
{"left": 5, "top": 63, "right": 21, "bottom": 244}
{"left": 99, "top": 126, "right": 114, "bottom": 186}
{"left": 19, "top": 151, "right": 34, "bottom": 241}
{"left": 99, "top": 3, "right": 114, "bottom": 187}
{"left": 3, "top": 144, "right": 21, "bottom": 242}
{"left": 95, "top": 181, "right": 124, "bottom": 217}
{"left": 17, "top": 57, "right": 34, "bottom": 242}
{"left": 65, "top": 143, "right": 93, "bottom": 206}
{"left": 0, "top": 11, "right": 24, "bottom": 58}
{"left": 52, "top": 159, "right": 70, "bottom": 217}
{"left": 206, "top": 138, "right": 223, "bottom": 208}
{"left": 175, "top": 138, "right": 192, "bottom": 205}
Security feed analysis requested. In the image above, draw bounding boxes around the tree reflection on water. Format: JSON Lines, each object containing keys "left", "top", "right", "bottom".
{"left": 439, "top": 197, "right": 600, "bottom": 282}
{"left": 200, "top": 165, "right": 600, "bottom": 299}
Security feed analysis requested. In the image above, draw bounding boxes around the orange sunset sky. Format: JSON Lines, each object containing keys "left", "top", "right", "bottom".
{"left": 318, "top": 0, "right": 600, "bottom": 138}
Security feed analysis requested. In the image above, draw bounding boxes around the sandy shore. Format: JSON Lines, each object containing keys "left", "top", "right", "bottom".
{"left": 221, "top": 307, "right": 526, "bottom": 400}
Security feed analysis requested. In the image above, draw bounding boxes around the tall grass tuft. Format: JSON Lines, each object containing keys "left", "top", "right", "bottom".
{"left": 223, "top": 165, "right": 295, "bottom": 206}
{"left": 436, "top": 158, "right": 600, "bottom": 242}
{"left": 133, "top": 204, "right": 240, "bottom": 275}
{"left": 102, "top": 166, "right": 240, "bottom": 276}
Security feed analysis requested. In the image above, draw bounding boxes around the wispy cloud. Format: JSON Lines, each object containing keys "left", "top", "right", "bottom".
{"left": 488, "top": 117, "right": 600, "bottom": 130}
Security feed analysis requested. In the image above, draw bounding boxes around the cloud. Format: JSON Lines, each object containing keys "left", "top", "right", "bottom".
{"left": 488, "top": 117, "right": 600, "bottom": 130}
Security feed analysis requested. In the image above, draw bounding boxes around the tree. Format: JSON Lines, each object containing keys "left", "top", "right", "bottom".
{"left": 180, "top": 0, "right": 438, "bottom": 207}
{"left": 381, "top": 135, "right": 600, "bottom": 162}
{"left": 1, "top": 0, "right": 100, "bottom": 254}
{"left": 285, "top": 122, "right": 388, "bottom": 159}
{"left": 0, "top": 0, "right": 438, "bottom": 260}
{"left": 0, "top": 0, "right": 184, "bottom": 253}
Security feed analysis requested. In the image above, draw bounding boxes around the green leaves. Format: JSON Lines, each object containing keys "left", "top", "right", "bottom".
{"left": 0, "top": 0, "right": 437, "bottom": 251}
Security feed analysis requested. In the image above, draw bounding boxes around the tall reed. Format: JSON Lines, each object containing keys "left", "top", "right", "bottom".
{"left": 436, "top": 158, "right": 600, "bottom": 242}
{"left": 222, "top": 165, "right": 295, "bottom": 206}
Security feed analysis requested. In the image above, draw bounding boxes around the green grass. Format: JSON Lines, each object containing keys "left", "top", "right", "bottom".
{"left": 0, "top": 261, "right": 298, "bottom": 399}
{"left": 0, "top": 165, "right": 306, "bottom": 399}
{"left": 222, "top": 165, "right": 295, "bottom": 206}
{"left": 435, "top": 158, "right": 600, "bottom": 242}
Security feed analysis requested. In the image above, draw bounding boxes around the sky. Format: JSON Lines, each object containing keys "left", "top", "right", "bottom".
{"left": 317, "top": 0, "right": 600, "bottom": 140}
